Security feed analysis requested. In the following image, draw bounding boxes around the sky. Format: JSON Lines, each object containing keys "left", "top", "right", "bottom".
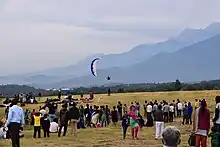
{"left": 0, "top": 0, "right": 220, "bottom": 75}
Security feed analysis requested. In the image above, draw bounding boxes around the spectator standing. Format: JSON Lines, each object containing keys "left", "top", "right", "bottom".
{"left": 143, "top": 101, "right": 148, "bottom": 118}
{"left": 177, "top": 101, "right": 182, "bottom": 117}
{"left": 84, "top": 104, "right": 91, "bottom": 127}
{"left": 111, "top": 106, "right": 118, "bottom": 126}
{"left": 33, "top": 112, "right": 42, "bottom": 138}
{"left": 147, "top": 103, "right": 153, "bottom": 118}
{"left": 188, "top": 102, "right": 193, "bottom": 125}
{"left": 169, "top": 103, "right": 174, "bottom": 122}
{"left": 5, "top": 106, "right": 9, "bottom": 119}
{"left": 182, "top": 104, "right": 189, "bottom": 125}
{"left": 123, "top": 104, "right": 128, "bottom": 115}
{"left": 58, "top": 104, "right": 68, "bottom": 137}
{"left": 154, "top": 105, "right": 164, "bottom": 140}
{"left": 67, "top": 102, "right": 80, "bottom": 136}
{"left": 41, "top": 114, "right": 50, "bottom": 138}
{"left": 193, "top": 99, "right": 210, "bottom": 147}
{"left": 163, "top": 102, "right": 169, "bottom": 123}
{"left": 117, "top": 101, "right": 123, "bottom": 120}
{"left": 5, "top": 99, "right": 25, "bottom": 147}
{"left": 172, "top": 100, "right": 176, "bottom": 117}
{"left": 212, "top": 96, "right": 220, "bottom": 144}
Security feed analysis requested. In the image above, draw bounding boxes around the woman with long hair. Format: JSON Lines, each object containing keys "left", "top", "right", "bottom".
{"left": 193, "top": 99, "right": 210, "bottom": 147}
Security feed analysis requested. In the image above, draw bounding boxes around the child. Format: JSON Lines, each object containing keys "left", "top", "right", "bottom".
{"left": 33, "top": 112, "right": 42, "bottom": 138}
{"left": 122, "top": 113, "right": 129, "bottom": 139}
{"left": 128, "top": 105, "right": 140, "bottom": 140}
{"left": 208, "top": 126, "right": 220, "bottom": 147}
{"left": 41, "top": 114, "right": 50, "bottom": 138}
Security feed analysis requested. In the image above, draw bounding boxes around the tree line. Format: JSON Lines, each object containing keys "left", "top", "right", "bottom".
{"left": 1, "top": 79, "right": 220, "bottom": 98}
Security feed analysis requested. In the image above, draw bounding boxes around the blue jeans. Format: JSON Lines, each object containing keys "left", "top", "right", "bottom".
{"left": 49, "top": 114, "right": 55, "bottom": 122}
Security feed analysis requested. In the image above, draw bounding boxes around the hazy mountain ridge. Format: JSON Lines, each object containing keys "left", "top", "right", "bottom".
{"left": 1, "top": 22, "right": 220, "bottom": 88}
{"left": 34, "top": 33, "right": 220, "bottom": 88}
{"left": 26, "top": 22, "right": 220, "bottom": 77}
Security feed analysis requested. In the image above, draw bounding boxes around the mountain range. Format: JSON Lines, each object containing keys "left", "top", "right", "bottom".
{"left": 1, "top": 22, "right": 220, "bottom": 88}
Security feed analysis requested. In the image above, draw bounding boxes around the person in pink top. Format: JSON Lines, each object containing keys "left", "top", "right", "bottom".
{"left": 128, "top": 105, "right": 140, "bottom": 140}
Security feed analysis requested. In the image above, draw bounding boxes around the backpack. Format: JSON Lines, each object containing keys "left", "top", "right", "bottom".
{"left": 188, "top": 132, "right": 196, "bottom": 146}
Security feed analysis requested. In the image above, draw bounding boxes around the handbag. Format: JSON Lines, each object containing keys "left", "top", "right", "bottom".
{"left": 188, "top": 132, "right": 196, "bottom": 146}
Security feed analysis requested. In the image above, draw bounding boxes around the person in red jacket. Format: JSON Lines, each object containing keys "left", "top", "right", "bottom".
{"left": 193, "top": 99, "right": 210, "bottom": 147}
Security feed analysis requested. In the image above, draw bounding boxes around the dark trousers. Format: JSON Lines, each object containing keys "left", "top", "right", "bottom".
{"left": 147, "top": 112, "right": 152, "bottom": 118}
{"left": 106, "top": 115, "right": 110, "bottom": 125}
{"left": 188, "top": 114, "right": 192, "bottom": 124}
{"left": 9, "top": 122, "right": 21, "bottom": 147}
{"left": 119, "top": 111, "right": 122, "bottom": 120}
{"left": 86, "top": 117, "right": 91, "bottom": 127}
{"left": 182, "top": 115, "right": 189, "bottom": 125}
{"left": 33, "top": 126, "right": 41, "bottom": 138}
{"left": 164, "top": 112, "right": 169, "bottom": 123}
{"left": 177, "top": 110, "right": 182, "bottom": 117}
{"left": 122, "top": 125, "right": 128, "bottom": 139}
{"left": 43, "top": 128, "right": 50, "bottom": 138}
{"left": 214, "top": 123, "right": 220, "bottom": 144}
{"left": 58, "top": 124, "right": 67, "bottom": 137}
{"left": 169, "top": 112, "right": 174, "bottom": 122}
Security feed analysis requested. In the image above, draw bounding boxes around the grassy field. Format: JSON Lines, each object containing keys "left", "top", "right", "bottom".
{"left": 0, "top": 90, "right": 219, "bottom": 147}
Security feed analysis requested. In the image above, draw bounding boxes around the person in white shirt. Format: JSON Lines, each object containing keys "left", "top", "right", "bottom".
{"left": 30, "top": 98, "right": 34, "bottom": 104}
{"left": 40, "top": 109, "right": 47, "bottom": 116}
{"left": 50, "top": 119, "right": 59, "bottom": 133}
{"left": 147, "top": 103, "right": 153, "bottom": 117}
{"left": 177, "top": 102, "right": 182, "bottom": 117}
{"left": 169, "top": 104, "right": 174, "bottom": 122}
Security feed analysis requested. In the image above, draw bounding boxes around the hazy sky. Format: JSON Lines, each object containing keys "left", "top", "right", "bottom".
{"left": 0, "top": 0, "right": 220, "bottom": 75}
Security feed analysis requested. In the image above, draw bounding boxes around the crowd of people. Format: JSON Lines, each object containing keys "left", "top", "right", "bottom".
{"left": 2, "top": 95, "right": 220, "bottom": 147}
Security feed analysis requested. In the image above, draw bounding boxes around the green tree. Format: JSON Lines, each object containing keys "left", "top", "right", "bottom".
{"left": 174, "top": 79, "right": 182, "bottom": 91}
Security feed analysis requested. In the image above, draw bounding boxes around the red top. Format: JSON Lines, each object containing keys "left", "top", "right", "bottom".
{"left": 198, "top": 108, "right": 210, "bottom": 131}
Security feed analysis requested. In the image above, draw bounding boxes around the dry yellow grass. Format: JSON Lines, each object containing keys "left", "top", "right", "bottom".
{"left": 0, "top": 90, "right": 219, "bottom": 147}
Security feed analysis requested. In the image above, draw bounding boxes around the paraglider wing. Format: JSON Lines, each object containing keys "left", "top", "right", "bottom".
{"left": 91, "top": 57, "right": 101, "bottom": 76}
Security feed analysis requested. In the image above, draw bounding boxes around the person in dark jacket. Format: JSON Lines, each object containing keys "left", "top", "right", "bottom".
{"left": 41, "top": 114, "right": 50, "bottom": 138}
{"left": 79, "top": 105, "right": 86, "bottom": 129}
{"left": 212, "top": 96, "right": 220, "bottom": 144}
{"left": 182, "top": 104, "right": 189, "bottom": 125}
{"left": 117, "top": 101, "right": 123, "bottom": 120}
{"left": 111, "top": 106, "right": 118, "bottom": 126}
{"left": 121, "top": 113, "right": 129, "bottom": 139}
{"left": 154, "top": 105, "right": 164, "bottom": 139}
{"left": 106, "top": 105, "right": 110, "bottom": 125}
{"left": 188, "top": 102, "right": 193, "bottom": 125}
{"left": 67, "top": 102, "right": 80, "bottom": 136}
{"left": 58, "top": 104, "right": 68, "bottom": 137}
{"left": 84, "top": 104, "right": 91, "bottom": 127}
{"left": 43, "top": 102, "right": 57, "bottom": 122}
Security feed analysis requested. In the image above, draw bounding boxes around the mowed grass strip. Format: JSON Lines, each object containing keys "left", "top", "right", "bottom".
{"left": 1, "top": 90, "right": 219, "bottom": 147}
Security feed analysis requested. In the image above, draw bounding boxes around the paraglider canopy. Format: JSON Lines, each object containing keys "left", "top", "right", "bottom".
{"left": 91, "top": 57, "right": 101, "bottom": 76}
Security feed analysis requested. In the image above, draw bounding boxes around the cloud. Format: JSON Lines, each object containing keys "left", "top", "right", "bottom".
{"left": 0, "top": 0, "right": 219, "bottom": 75}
